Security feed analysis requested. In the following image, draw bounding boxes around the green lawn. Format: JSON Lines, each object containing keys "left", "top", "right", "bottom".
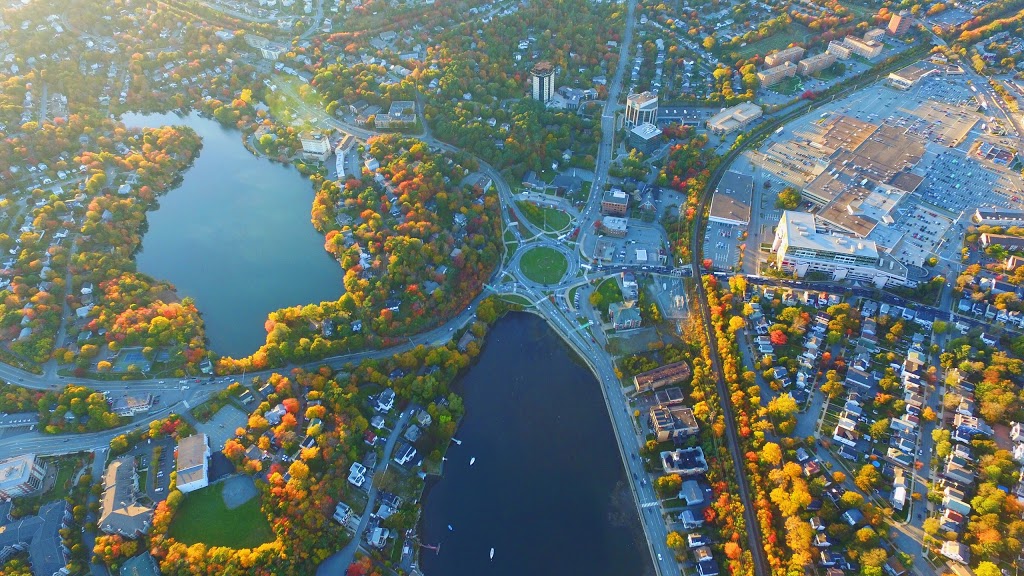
{"left": 520, "top": 247, "right": 568, "bottom": 284}
{"left": 771, "top": 75, "right": 804, "bottom": 96}
{"left": 595, "top": 278, "right": 624, "bottom": 315}
{"left": 516, "top": 201, "right": 572, "bottom": 233}
{"left": 734, "top": 26, "right": 810, "bottom": 59}
{"left": 169, "top": 484, "right": 274, "bottom": 549}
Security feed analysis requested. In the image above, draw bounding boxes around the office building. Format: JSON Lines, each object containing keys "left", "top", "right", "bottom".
{"left": 708, "top": 171, "right": 753, "bottom": 226}
{"left": 973, "top": 207, "right": 1024, "bottom": 227}
{"left": 771, "top": 211, "right": 909, "bottom": 287}
{"left": 0, "top": 454, "right": 47, "bottom": 499}
{"left": 531, "top": 61, "right": 555, "bottom": 103}
{"left": 634, "top": 361, "right": 692, "bottom": 393}
{"left": 624, "top": 91, "right": 659, "bottom": 127}
{"left": 601, "top": 190, "right": 629, "bottom": 215}
{"left": 628, "top": 122, "right": 662, "bottom": 154}
{"left": 600, "top": 216, "right": 628, "bottom": 237}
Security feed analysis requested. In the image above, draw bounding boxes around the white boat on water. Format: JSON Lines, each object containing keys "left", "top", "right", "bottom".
{"left": 470, "top": 457, "right": 476, "bottom": 465}
{"left": 452, "top": 438, "right": 462, "bottom": 445}
{"left": 490, "top": 548, "right": 494, "bottom": 560}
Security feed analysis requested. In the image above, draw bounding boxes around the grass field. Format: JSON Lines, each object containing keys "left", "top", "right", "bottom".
{"left": 169, "top": 484, "right": 274, "bottom": 549}
{"left": 520, "top": 247, "right": 568, "bottom": 284}
{"left": 595, "top": 278, "right": 624, "bottom": 315}
{"left": 516, "top": 201, "right": 572, "bottom": 233}
{"left": 735, "top": 26, "right": 810, "bottom": 59}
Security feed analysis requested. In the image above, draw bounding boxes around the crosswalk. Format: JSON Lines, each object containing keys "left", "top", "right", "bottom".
{"left": 641, "top": 501, "right": 660, "bottom": 508}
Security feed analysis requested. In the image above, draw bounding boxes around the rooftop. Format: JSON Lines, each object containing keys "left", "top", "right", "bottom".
{"left": 709, "top": 170, "right": 753, "bottom": 224}
{"left": 99, "top": 456, "right": 153, "bottom": 537}
{"left": 779, "top": 211, "right": 880, "bottom": 259}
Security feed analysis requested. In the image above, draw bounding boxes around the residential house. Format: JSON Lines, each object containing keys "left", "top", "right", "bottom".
{"left": 661, "top": 447, "right": 709, "bottom": 476}
{"left": 376, "top": 389, "right": 396, "bottom": 413}
{"left": 348, "top": 462, "right": 368, "bottom": 487}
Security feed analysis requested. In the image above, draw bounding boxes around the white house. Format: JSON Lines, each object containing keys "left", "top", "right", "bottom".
{"left": 175, "top": 434, "right": 210, "bottom": 493}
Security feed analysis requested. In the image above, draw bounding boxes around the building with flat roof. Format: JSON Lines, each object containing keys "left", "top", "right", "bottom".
{"left": 661, "top": 447, "right": 708, "bottom": 475}
{"left": 798, "top": 52, "right": 837, "bottom": 76}
{"left": 628, "top": 122, "right": 662, "bottom": 154}
{"left": 635, "top": 361, "right": 692, "bottom": 393}
{"left": 887, "top": 63, "right": 938, "bottom": 90}
{"left": 827, "top": 41, "right": 852, "bottom": 60}
{"left": 600, "top": 216, "right": 628, "bottom": 237}
{"left": 299, "top": 130, "right": 331, "bottom": 161}
{"left": 609, "top": 303, "right": 642, "bottom": 330}
{"left": 771, "top": 211, "right": 910, "bottom": 287}
{"left": 973, "top": 207, "right": 1024, "bottom": 226}
{"left": 843, "top": 36, "right": 883, "bottom": 59}
{"left": 624, "top": 91, "right": 659, "bottom": 128}
{"left": 709, "top": 171, "right": 753, "bottom": 226}
{"left": 707, "top": 102, "right": 762, "bottom": 135}
{"left": 0, "top": 500, "right": 71, "bottom": 576}
{"left": 99, "top": 456, "right": 154, "bottom": 538}
{"left": 601, "top": 190, "right": 629, "bottom": 215}
{"left": 650, "top": 405, "right": 700, "bottom": 442}
{"left": 864, "top": 28, "right": 886, "bottom": 42}
{"left": 0, "top": 454, "right": 47, "bottom": 499}
{"left": 531, "top": 61, "right": 555, "bottom": 103}
{"left": 764, "top": 46, "right": 805, "bottom": 67}
{"left": 175, "top": 434, "right": 210, "bottom": 494}
{"left": 758, "top": 62, "right": 797, "bottom": 87}
{"left": 980, "top": 233, "right": 1024, "bottom": 251}
{"left": 887, "top": 10, "right": 913, "bottom": 36}
{"left": 110, "top": 394, "right": 153, "bottom": 417}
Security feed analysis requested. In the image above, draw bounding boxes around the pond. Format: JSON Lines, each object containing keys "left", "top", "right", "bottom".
{"left": 418, "top": 313, "right": 653, "bottom": 576}
{"left": 124, "top": 112, "right": 344, "bottom": 358}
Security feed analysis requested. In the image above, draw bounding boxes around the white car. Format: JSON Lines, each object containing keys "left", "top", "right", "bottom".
{"left": 181, "top": 385, "right": 190, "bottom": 390}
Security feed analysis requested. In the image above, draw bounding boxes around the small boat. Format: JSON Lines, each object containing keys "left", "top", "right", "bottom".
{"left": 470, "top": 457, "right": 476, "bottom": 465}
{"left": 448, "top": 525, "right": 453, "bottom": 531}
{"left": 452, "top": 438, "right": 462, "bottom": 445}
{"left": 490, "top": 548, "right": 494, "bottom": 560}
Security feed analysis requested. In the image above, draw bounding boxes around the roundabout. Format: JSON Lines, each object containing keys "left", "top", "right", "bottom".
{"left": 519, "top": 246, "right": 570, "bottom": 285}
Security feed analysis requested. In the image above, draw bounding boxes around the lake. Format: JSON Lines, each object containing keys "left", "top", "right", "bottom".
{"left": 419, "top": 313, "right": 653, "bottom": 576}
{"left": 124, "top": 112, "right": 344, "bottom": 358}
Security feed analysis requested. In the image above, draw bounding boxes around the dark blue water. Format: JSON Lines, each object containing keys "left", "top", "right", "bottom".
{"left": 420, "top": 313, "right": 653, "bottom": 576}
{"left": 123, "top": 112, "right": 344, "bottom": 358}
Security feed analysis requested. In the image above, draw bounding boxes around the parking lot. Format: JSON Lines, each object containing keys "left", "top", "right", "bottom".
{"left": 196, "top": 404, "right": 248, "bottom": 453}
{"left": 703, "top": 220, "right": 742, "bottom": 270}
{"left": 885, "top": 202, "right": 953, "bottom": 267}
{"left": 593, "top": 221, "right": 668, "bottom": 267}
{"left": 123, "top": 437, "right": 175, "bottom": 502}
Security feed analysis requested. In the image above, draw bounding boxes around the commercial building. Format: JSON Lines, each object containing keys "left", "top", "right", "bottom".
{"left": 757, "top": 62, "right": 796, "bottom": 87}
{"left": 335, "top": 133, "right": 356, "bottom": 180}
{"left": 706, "top": 102, "right": 762, "bottom": 135}
{"left": 650, "top": 405, "right": 700, "bottom": 441}
{"left": 175, "top": 434, "right": 210, "bottom": 494}
{"left": 887, "top": 10, "right": 913, "bottom": 36}
{"left": 0, "top": 454, "right": 47, "bottom": 499}
{"left": 798, "top": 52, "right": 837, "bottom": 76}
{"left": 299, "top": 130, "right": 331, "bottom": 161}
{"left": 827, "top": 41, "right": 852, "bottom": 60}
{"left": 634, "top": 361, "right": 692, "bottom": 393}
{"left": 887, "top": 63, "right": 938, "bottom": 90}
{"left": 624, "top": 91, "right": 659, "bottom": 128}
{"left": 628, "top": 122, "right": 662, "bottom": 154}
{"left": 110, "top": 394, "right": 154, "bottom": 417}
{"left": 601, "top": 190, "right": 629, "bottom": 215}
{"left": 661, "top": 447, "right": 708, "bottom": 475}
{"left": 973, "top": 207, "right": 1024, "bottom": 227}
{"left": 374, "top": 100, "right": 416, "bottom": 129}
{"left": 0, "top": 500, "right": 72, "bottom": 576}
{"left": 99, "top": 457, "right": 154, "bottom": 538}
{"left": 843, "top": 36, "right": 883, "bottom": 60}
{"left": 600, "top": 216, "right": 628, "bottom": 237}
{"left": 980, "top": 233, "right": 1024, "bottom": 252}
{"left": 531, "top": 61, "right": 555, "bottom": 103}
{"left": 771, "top": 211, "right": 910, "bottom": 287}
{"left": 708, "top": 170, "right": 753, "bottom": 226}
{"left": 764, "top": 46, "right": 806, "bottom": 67}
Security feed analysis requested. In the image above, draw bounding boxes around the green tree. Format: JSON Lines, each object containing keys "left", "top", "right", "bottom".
{"left": 775, "top": 187, "right": 801, "bottom": 210}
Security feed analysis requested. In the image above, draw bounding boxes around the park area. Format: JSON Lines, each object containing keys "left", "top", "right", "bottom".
{"left": 519, "top": 247, "right": 568, "bottom": 284}
{"left": 515, "top": 201, "right": 572, "bottom": 234}
{"left": 169, "top": 478, "right": 273, "bottom": 549}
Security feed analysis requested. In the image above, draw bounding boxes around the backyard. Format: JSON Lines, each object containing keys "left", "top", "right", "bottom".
{"left": 168, "top": 483, "right": 274, "bottom": 549}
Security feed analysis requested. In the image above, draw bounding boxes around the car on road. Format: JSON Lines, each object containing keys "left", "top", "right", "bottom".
{"left": 657, "top": 554, "right": 663, "bottom": 561}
